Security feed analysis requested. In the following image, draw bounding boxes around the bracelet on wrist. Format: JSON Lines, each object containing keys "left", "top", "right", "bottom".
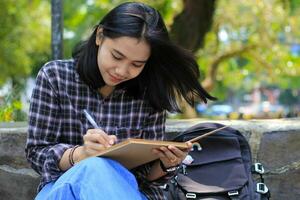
{"left": 69, "top": 145, "right": 80, "bottom": 166}
{"left": 159, "top": 160, "right": 179, "bottom": 173}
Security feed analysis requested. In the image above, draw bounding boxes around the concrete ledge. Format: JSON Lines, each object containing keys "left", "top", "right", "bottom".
{"left": 1, "top": 119, "right": 300, "bottom": 200}
{"left": 0, "top": 165, "right": 39, "bottom": 200}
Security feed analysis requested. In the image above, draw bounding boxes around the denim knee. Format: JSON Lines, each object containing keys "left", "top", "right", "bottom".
{"left": 78, "top": 157, "right": 104, "bottom": 167}
{"left": 76, "top": 157, "right": 118, "bottom": 171}
{"left": 75, "top": 157, "right": 137, "bottom": 186}
{"left": 44, "top": 157, "right": 141, "bottom": 199}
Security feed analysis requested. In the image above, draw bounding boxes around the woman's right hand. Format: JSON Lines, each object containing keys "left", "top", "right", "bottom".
{"left": 76, "top": 129, "right": 117, "bottom": 161}
{"left": 59, "top": 129, "right": 117, "bottom": 170}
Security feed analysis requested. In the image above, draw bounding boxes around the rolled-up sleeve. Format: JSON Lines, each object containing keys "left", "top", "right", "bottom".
{"left": 25, "top": 66, "right": 73, "bottom": 189}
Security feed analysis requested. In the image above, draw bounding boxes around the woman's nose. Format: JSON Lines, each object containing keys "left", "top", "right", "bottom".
{"left": 115, "top": 64, "right": 129, "bottom": 77}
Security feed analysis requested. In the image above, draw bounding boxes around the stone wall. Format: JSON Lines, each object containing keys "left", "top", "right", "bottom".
{"left": 0, "top": 119, "right": 299, "bottom": 200}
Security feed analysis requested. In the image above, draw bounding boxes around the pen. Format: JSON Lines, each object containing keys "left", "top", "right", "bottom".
{"left": 83, "top": 109, "right": 100, "bottom": 129}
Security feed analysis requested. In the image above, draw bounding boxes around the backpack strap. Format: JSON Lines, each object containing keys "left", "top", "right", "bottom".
{"left": 252, "top": 163, "right": 271, "bottom": 199}
{"left": 178, "top": 184, "right": 243, "bottom": 200}
{"left": 183, "top": 191, "right": 242, "bottom": 200}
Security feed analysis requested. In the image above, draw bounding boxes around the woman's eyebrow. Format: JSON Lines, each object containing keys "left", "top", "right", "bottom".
{"left": 112, "top": 49, "right": 147, "bottom": 63}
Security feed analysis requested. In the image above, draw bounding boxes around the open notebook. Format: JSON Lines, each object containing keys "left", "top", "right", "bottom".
{"left": 96, "top": 126, "right": 228, "bottom": 169}
{"left": 96, "top": 138, "right": 189, "bottom": 169}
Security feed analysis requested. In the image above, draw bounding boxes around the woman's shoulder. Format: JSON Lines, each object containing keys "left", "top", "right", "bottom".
{"left": 37, "top": 59, "right": 79, "bottom": 83}
{"left": 40, "top": 59, "right": 76, "bottom": 75}
{"left": 36, "top": 59, "right": 79, "bottom": 90}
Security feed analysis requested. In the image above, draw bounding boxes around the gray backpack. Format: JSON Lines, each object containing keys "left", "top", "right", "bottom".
{"left": 164, "top": 122, "right": 270, "bottom": 200}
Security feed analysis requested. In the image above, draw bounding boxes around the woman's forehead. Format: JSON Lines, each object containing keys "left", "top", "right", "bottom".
{"left": 105, "top": 36, "right": 151, "bottom": 61}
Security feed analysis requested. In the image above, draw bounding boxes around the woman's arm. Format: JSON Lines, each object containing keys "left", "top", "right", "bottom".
{"left": 26, "top": 65, "right": 73, "bottom": 182}
{"left": 133, "top": 109, "right": 191, "bottom": 184}
{"left": 146, "top": 160, "right": 167, "bottom": 181}
{"left": 26, "top": 64, "right": 118, "bottom": 178}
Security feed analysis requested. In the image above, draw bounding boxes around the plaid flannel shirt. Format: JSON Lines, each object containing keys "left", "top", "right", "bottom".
{"left": 25, "top": 59, "right": 174, "bottom": 200}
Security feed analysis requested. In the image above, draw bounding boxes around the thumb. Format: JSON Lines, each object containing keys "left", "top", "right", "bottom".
{"left": 108, "top": 135, "right": 117, "bottom": 145}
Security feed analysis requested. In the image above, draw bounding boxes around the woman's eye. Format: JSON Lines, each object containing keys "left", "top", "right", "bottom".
{"left": 112, "top": 53, "right": 122, "bottom": 60}
{"left": 133, "top": 63, "right": 143, "bottom": 68}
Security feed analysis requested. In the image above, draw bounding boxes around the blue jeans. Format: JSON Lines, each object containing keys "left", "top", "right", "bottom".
{"left": 35, "top": 157, "right": 147, "bottom": 200}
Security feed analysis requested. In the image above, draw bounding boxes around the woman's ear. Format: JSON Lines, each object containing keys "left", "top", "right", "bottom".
{"left": 96, "top": 27, "right": 104, "bottom": 46}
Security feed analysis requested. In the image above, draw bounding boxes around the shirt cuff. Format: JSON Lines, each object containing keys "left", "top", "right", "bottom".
{"left": 46, "top": 143, "right": 74, "bottom": 179}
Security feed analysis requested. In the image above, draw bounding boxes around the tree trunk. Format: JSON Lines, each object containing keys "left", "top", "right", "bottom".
{"left": 170, "top": 0, "right": 217, "bottom": 118}
{"left": 51, "top": 0, "right": 63, "bottom": 59}
{"left": 170, "top": 0, "right": 216, "bottom": 51}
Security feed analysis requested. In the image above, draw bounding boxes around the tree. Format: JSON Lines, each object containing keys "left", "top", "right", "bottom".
{"left": 198, "top": 0, "right": 300, "bottom": 97}
{"left": 2, "top": 0, "right": 298, "bottom": 120}
{"left": 62, "top": 0, "right": 184, "bottom": 58}
{"left": 170, "top": 0, "right": 216, "bottom": 51}
{"left": 0, "top": 0, "right": 51, "bottom": 121}
{"left": 169, "top": 0, "right": 217, "bottom": 118}
{"left": 166, "top": 0, "right": 300, "bottom": 117}
{"left": 0, "top": 0, "right": 51, "bottom": 85}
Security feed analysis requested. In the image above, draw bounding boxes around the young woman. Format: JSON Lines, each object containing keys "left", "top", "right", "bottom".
{"left": 26, "top": 2, "right": 215, "bottom": 200}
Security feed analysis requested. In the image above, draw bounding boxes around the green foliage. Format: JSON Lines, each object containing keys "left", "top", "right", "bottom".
{"left": 0, "top": 0, "right": 182, "bottom": 122}
{"left": 63, "top": 0, "right": 182, "bottom": 58}
{"left": 198, "top": 0, "right": 300, "bottom": 98}
{"left": 0, "top": 0, "right": 51, "bottom": 84}
{"left": 1, "top": 0, "right": 299, "bottom": 120}
{"left": 0, "top": 1, "right": 50, "bottom": 122}
{"left": 0, "top": 101, "right": 27, "bottom": 122}
{"left": 0, "top": 87, "right": 27, "bottom": 122}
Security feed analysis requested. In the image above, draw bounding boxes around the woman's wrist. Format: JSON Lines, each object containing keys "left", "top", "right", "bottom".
{"left": 159, "top": 160, "right": 179, "bottom": 173}
{"left": 72, "top": 146, "right": 87, "bottom": 164}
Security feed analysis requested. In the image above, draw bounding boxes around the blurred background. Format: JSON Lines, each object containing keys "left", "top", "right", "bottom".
{"left": 0, "top": 0, "right": 299, "bottom": 122}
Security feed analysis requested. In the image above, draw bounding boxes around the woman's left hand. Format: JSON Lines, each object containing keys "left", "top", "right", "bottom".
{"left": 152, "top": 142, "right": 193, "bottom": 169}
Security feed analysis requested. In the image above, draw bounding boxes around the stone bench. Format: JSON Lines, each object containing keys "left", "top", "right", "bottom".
{"left": 1, "top": 119, "right": 300, "bottom": 200}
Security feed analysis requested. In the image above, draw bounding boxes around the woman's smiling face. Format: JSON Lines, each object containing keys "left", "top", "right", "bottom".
{"left": 96, "top": 33, "right": 151, "bottom": 91}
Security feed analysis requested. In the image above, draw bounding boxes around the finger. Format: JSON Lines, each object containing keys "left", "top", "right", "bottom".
{"left": 84, "top": 141, "right": 107, "bottom": 152}
{"left": 167, "top": 145, "right": 186, "bottom": 159}
{"left": 152, "top": 148, "right": 173, "bottom": 168}
{"left": 84, "top": 131, "right": 111, "bottom": 147}
{"left": 86, "top": 131, "right": 117, "bottom": 147}
{"left": 186, "top": 141, "right": 193, "bottom": 151}
{"left": 159, "top": 146, "right": 178, "bottom": 163}
{"left": 152, "top": 148, "right": 167, "bottom": 158}
{"left": 87, "top": 128, "right": 111, "bottom": 137}
{"left": 108, "top": 135, "right": 118, "bottom": 145}
{"left": 93, "top": 130, "right": 115, "bottom": 146}
{"left": 95, "top": 134, "right": 112, "bottom": 147}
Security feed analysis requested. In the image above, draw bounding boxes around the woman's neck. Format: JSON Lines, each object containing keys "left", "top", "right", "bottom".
{"left": 99, "top": 85, "right": 115, "bottom": 98}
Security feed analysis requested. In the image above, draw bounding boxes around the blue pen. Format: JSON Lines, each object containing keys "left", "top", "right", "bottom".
{"left": 83, "top": 109, "right": 100, "bottom": 129}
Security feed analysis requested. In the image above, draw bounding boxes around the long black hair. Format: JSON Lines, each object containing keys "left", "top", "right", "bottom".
{"left": 72, "top": 2, "right": 216, "bottom": 112}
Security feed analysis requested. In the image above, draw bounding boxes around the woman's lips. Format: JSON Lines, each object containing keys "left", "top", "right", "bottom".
{"left": 109, "top": 73, "right": 124, "bottom": 83}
